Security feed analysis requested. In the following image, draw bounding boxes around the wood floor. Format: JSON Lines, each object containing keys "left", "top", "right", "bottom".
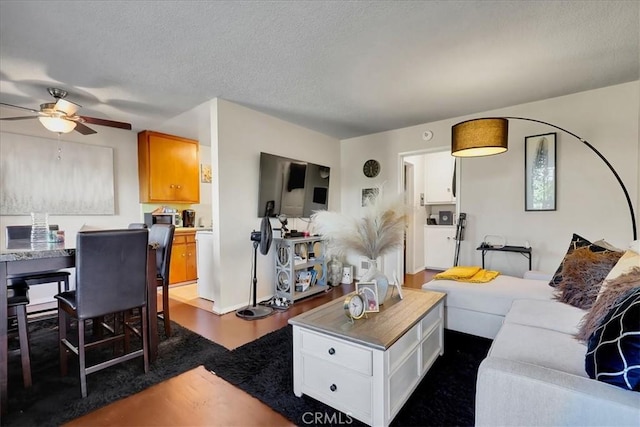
{"left": 65, "top": 270, "right": 438, "bottom": 426}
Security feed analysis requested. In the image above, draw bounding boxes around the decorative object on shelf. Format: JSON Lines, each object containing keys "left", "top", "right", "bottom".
{"left": 357, "top": 281, "right": 380, "bottom": 312}
{"left": 525, "top": 132, "right": 556, "bottom": 211}
{"left": 343, "top": 293, "right": 367, "bottom": 322}
{"left": 451, "top": 116, "right": 636, "bottom": 240}
{"left": 327, "top": 256, "right": 344, "bottom": 286}
{"left": 362, "top": 159, "right": 381, "bottom": 178}
{"left": 312, "top": 187, "right": 407, "bottom": 304}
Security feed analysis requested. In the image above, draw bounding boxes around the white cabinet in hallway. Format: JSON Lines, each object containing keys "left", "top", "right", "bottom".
{"left": 424, "top": 225, "right": 456, "bottom": 270}
{"left": 425, "top": 151, "right": 456, "bottom": 204}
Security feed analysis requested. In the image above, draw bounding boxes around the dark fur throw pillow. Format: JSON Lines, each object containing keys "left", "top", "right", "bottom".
{"left": 553, "top": 246, "right": 623, "bottom": 310}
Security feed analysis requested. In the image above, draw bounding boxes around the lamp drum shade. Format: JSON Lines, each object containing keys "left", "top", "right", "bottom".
{"left": 452, "top": 118, "right": 508, "bottom": 157}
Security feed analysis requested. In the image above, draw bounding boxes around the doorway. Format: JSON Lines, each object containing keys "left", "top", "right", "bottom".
{"left": 399, "top": 148, "right": 458, "bottom": 278}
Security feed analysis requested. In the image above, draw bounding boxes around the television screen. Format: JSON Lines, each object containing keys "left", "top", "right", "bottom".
{"left": 258, "top": 152, "right": 330, "bottom": 218}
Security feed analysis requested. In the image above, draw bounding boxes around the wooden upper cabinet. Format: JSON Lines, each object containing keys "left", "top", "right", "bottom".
{"left": 138, "top": 130, "right": 200, "bottom": 203}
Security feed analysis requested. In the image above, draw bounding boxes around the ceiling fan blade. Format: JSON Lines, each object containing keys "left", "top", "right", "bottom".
{"left": 80, "top": 115, "right": 132, "bottom": 130}
{"left": 74, "top": 122, "right": 97, "bottom": 135}
{"left": 0, "top": 116, "right": 38, "bottom": 121}
{"left": 54, "top": 98, "right": 80, "bottom": 116}
{"left": 0, "top": 102, "right": 39, "bottom": 114}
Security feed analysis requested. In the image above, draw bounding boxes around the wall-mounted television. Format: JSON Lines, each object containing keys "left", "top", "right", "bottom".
{"left": 257, "top": 152, "right": 330, "bottom": 218}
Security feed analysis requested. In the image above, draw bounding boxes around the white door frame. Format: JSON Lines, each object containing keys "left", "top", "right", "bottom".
{"left": 396, "top": 148, "right": 460, "bottom": 281}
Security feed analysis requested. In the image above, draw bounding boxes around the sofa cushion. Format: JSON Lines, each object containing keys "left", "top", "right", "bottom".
{"left": 549, "top": 233, "right": 619, "bottom": 288}
{"left": 489, "top": 322, "right": 589, "bottom": 378}
{"left": 576, "top": 256, "right": 640, "bottom": 343}
{"left": 553, "top": 246, "right": 623, "bottom": 309}
{"left": 423, "top": 275, "right": 554, "bottom": 317}
{"left": 585, "top": 287, "right": 640, "bottom": 391}
{"left": 504, "top": 299, "right": 587, "bottom": 336}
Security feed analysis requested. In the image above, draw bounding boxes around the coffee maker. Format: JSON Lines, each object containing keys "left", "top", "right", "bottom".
{"left": 182, "top": 209, "right": 196, "bottom": 227}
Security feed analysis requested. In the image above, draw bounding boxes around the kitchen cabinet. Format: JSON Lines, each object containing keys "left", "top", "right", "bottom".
{"left": 169, "top": 230, "right": 197, "bottom": 285}
{"left": 138, "top": 130, "right": 200, "bottom": 203}
{"left": 424, "top": 225, "right": 456, "bottom": 270}
{"left": 425, "top": 151, "right": 456, "bottom": 204}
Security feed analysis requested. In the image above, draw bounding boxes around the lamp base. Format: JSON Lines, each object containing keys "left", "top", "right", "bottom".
{"left": 236, "top": 305, "right": 274, "bottom": 320}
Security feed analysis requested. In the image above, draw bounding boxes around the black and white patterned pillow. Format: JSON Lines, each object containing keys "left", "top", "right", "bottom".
{"left": 585, "top": 287, "right": 640, "bottom": 391}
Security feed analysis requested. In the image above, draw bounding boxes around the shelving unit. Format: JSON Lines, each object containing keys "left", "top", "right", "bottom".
{"left": 274, "top": 237, "right": 327, "bottom": 302}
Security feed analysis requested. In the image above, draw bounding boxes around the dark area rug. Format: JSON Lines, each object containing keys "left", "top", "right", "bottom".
{"left": 206, "top": 326, "right": 492, "bottom": 427}
{"left": 4, "top": 316, "right": 228, "bottom": 427}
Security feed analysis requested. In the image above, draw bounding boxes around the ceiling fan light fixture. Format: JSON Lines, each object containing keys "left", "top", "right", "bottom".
{"left": 38, "top": 116, "right": 77, "bottom": 133}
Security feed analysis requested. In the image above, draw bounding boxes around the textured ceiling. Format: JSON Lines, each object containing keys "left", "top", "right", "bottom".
{"left": 0, "top": 1, "right": 638, "bottom": 140}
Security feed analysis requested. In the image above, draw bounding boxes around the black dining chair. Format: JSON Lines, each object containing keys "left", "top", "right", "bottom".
{"left": 55, "top": 229, "right": 149, "bottom": 398}
{"left": 148, "top": 224, "right": 175, "bottom": 337}
{"left": 7, "top": 280, "right": 32, "bottom": 389}
{"left": 5, "top": 225, "right": 70, "bottom": 294}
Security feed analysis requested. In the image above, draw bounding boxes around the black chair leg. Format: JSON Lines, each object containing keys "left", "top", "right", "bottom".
{"left": 16, "top": 304, "right": 32, "bottom": 388}
{"left": 58, "top": 305, "right": 68, "bottom": 377}
{"left": 162, "top": 282, "right": 171, "bottom": 337}
{"left": 141, "top": 306, "right": 149, "bottom": 373}
{"left": 78, "top": 319, "right": 87, "bottom": 398}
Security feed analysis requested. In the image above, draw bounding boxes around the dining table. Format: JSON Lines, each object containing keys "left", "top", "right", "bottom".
{"left": 0, "top": 238, "right": 159, "bottom": 415}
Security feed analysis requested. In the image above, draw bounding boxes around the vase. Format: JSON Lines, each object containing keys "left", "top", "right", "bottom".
{"left": 360, "top": 259, "right": 389, "bottom": 304}
{"left": 30, "top": 212, "right": 49, "bottom": 243}
{"left": 328, "top": 257, "right": 343, "bottom": 287}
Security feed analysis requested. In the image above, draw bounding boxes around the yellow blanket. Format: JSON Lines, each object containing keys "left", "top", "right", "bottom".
{"left": 434, "top": 266, "right": 500, "bottom": 283}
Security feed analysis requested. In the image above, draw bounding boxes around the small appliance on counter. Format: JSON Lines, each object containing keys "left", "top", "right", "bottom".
{"left": 144, "top": 211, "right": 181, "bottom": 228}
{"left": 182, "top": 209, "right": 196, "bottom": 228}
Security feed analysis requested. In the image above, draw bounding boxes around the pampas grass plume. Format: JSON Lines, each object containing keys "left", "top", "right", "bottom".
{"left": 312, "top": 189, "right": 408, "bottom": 260}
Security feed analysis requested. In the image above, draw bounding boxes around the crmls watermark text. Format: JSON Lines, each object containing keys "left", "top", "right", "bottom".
{"left": 302, "top": 411, "right": 354, "bottom": 425}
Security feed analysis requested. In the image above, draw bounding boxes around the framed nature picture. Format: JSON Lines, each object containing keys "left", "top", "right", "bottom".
{"left": 356, "top": 281, "right": 379, "bottom": 312}
{"left": 361, "top": 187, "right": 380, "bottom": 207}
{"left": 525, "top": 132, "right": 556, "bottom": 211}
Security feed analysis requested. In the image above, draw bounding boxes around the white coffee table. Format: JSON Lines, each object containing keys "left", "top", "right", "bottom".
{"left": 288, "top": 288, "right": 445, "bottom": 426}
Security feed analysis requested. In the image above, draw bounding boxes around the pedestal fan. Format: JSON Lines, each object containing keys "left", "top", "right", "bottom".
{"left": 237, "top": 217, "right": 274, "bottom": 319}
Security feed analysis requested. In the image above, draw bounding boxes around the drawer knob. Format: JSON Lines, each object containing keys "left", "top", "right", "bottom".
{"left": 330, "top": 384, "right": 337, "bottom": 392}
{"left": 328, "top": 347, "right": 335, "bottom": 355}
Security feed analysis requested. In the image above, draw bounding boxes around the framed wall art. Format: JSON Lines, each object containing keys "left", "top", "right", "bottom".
{"left": 525, "top": 132, "right": 556, "bottom": 211}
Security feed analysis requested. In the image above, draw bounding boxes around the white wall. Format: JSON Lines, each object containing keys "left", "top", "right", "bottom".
{"left": 341, "top": 81, "right": 639, "bottom": 278}
{"left": 0, "top": 122, "right": 139, "bottom": 305}
{"left": 211, "top": 99, "right": 341, "bottom": 313}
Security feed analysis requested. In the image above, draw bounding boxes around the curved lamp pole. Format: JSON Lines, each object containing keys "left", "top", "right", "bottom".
{"left": 451, "top": 116, "right": 637, "bottom": 240}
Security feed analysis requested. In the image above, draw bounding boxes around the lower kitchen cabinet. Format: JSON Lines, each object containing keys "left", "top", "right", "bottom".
{"left": 169, "top": 230, "right": 198, "bottom": 285}
{"left": 424, "top": 225, "right": 456, "bottom": 270}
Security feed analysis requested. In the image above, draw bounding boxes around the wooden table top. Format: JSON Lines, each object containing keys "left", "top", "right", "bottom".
{"left": 288, "top": 288, "right": 445, "bottom": 350}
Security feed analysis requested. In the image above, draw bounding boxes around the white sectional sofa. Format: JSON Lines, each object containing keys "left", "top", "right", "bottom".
{"left": 422, "top": 273, "right": 640, "bottom": 426}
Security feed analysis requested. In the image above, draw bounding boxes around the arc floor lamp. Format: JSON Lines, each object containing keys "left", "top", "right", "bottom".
{"left": 451, "top": 117, "right": 637, "bottom": 241}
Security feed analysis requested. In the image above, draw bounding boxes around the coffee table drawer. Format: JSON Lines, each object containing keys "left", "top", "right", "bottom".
{"left": 300, "top": 329, "right": 372, "bottom": 375}
{"left": 302, "top": 354, "right": 372, "bottom": 419}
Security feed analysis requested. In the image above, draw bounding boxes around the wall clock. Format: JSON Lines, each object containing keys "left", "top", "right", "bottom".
{"left": 363, "top": 159, "right": 380, "bottom": 178}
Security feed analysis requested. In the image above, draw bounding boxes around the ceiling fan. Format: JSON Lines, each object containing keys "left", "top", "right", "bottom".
{"left": 0, "top": 87, "right": 132, "bottom": 135}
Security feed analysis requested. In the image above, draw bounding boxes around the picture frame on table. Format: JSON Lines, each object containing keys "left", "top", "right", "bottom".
{"left": 525, "top": 132, "right": 557, "bottom": 211}
{"left": 356, "top": 281, "right": 379, "bottom": 312}
{"left": 392, "top": 272, "right": 404, "bottom": 300}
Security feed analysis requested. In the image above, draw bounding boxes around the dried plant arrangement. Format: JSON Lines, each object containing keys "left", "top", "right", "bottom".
{"left": 311, "top": 188, "right": 408, "bottom": 261}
